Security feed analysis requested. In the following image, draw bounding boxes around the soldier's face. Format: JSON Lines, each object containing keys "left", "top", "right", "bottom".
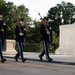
{"left": 0, "top": 15, "right": 3, "bottom": 19}
{"left": 44, "top": 19, "right": 48, "bottom": 24}
{"left": 19, "top": 21, "right": 24, "bottom": 25}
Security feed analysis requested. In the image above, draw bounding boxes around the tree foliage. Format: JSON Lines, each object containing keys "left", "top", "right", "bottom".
{"left": 0, "top": 0, "right": 31, "bottom": 39}
{"left": 26, "top": 20, "right": 41, "bottom": 43}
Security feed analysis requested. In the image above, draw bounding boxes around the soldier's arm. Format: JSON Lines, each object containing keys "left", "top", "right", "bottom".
{"left": 24, "top": 26, "right": 26, "bottom": 38}
{"left": 40, "top": 24, "right": 45, "bottom": 35}
{"left": 3, "top": 21, "right": 7, "bottom": 39}
{"left": 50, "top": 27, "right": 53, "bottom": 43}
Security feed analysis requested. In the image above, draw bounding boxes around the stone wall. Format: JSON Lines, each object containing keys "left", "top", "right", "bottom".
{"left": 55, "top": 23, "right": 75, "bottom": 55}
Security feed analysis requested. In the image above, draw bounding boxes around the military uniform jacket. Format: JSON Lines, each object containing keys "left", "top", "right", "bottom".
{"left": 15, "top": 24, "right": 26, "bottom": 42}
{"left": 0, "top": 19, "right": 6, "bottom": 41}
{"left": 40, "top": 24, "right": 53, "bottom": 42}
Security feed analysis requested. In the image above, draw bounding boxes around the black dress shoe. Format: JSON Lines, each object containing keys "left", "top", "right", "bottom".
{"left": 14, "top": 57, "right": 18, "bottom": 62}
{"left": 39, "top": 55, "right": 43, "bottom": 61}
{"left": 1, "top": 59, "right": 6, "bottom": 63}
{"left": 22, "top": 58, "right": 26, "bottom": 62}
{"left": 47, "top": 58, "right": 53, "bottom": 62}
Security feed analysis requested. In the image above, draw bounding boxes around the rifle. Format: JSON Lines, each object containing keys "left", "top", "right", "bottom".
{"left": 38, "top": 13, "right": 43, "bottom": 20}
{"left": 38, "top": 12, "right": 51, "bottom": 42}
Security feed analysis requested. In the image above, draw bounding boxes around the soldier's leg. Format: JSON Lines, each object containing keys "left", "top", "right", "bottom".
{"left": 40, "top": 50, "right": 45, "bottom": 57}
{"left": 14, "top": 42, "right": 20, "bottom": 62}
{"left": 39, "top": 41, "right": 45, "bottom": 56}
{"left": 0, "top": 40, "right": 6, "bottom": 63}
{"left": 18, "top": 41, "right": 26, "bottom": 62}
{"left": 45, "top": 41, "right": 53, "bottom": 62}
{"left": 45, "top": 41, "right": 50, "bottom": 59}
{"left": 15, "top": 52, "right": 20, "bottom": 58}
{"left": 39, "top": 41, "right": 45, "bottom": 61}
{"left": 18, "top": 41, "right": 23, "bottom": 59}
{"left": 0, "top": 40, "right": 4, "bottom": 59}
{"left": 2, "top": 40, "right": 6, "bottom": 51}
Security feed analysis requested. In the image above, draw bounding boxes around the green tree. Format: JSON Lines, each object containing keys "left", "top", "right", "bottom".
{"left": 26, "top": 20, "right": 41, "bottom": 43}
{"left": 0, "top": 0, "right": 31, "bottom": 39}
{"left": 48, "top": 1, "right": 75, "bottom": 33}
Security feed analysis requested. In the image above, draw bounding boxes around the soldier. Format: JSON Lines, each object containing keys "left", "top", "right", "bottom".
{"left": 0, "top": 12, "right": 6, "bottom": 63}
{"left": 39, "top": 17, "right": 53, "bottom": 62}
{"left": 14, "top": 18, "right": 26, "bottom": 62}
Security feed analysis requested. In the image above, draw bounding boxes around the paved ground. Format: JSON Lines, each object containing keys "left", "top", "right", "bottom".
{"left": 0, "top": 52, "right": 75, "bottom": 75}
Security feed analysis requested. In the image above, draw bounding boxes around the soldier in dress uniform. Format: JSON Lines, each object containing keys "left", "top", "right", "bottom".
{"left": 0, "top": 12, "right": 6, "bottom": 63}
{"left": 14, "top": 18, "right": 26, "bottom": 62}
{"left": 39, "top": 17, "right": 53, "bottom": 62}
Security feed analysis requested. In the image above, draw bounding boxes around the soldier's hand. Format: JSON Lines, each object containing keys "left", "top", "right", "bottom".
{"left": 19, "top": 33, "right": 24, "bottom": 36}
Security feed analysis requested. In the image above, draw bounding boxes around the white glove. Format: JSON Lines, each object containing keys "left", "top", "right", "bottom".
{"left": 19, "top": 33, "right": 24, "bottom": 36}
{"left": 3, "top": 22, "right": 6, "bottom": 26}
{"left": 47, "top": 30, "right": 50, "bottom": 34}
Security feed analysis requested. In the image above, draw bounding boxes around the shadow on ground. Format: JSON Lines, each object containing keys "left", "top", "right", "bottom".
{"left": 4, "top": 56, "right": 75, "bottom": 66}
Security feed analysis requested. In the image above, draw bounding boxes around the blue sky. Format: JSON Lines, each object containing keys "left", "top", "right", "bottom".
{"left": 5, "top": 0, "right": 75, "bottom": 20}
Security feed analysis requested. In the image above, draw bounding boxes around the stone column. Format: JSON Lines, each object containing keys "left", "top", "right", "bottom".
{"left": 6, "top": 40, "right": 16, "bottom": 53}
{"left": 55, "top": 23, "right": 75, "bottom": 55}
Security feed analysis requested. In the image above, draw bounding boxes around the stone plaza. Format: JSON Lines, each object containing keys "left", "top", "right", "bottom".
{"left": 0, "top": 52, "right": 75, "bottom": 75}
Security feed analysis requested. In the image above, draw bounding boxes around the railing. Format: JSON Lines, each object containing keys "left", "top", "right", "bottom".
{"left": 15, "top": 42, "right": 42, "bottom": 52}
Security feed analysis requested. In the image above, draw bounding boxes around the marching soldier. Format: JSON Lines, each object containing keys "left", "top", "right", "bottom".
{"left": 0, "top": 12, "right": 6, "bottom": 63}
{"left": 39, "top": 17, "right": 53, "bottom": 62}
{"left": 14, "top": 18, "right": 26, "bottom": 62}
